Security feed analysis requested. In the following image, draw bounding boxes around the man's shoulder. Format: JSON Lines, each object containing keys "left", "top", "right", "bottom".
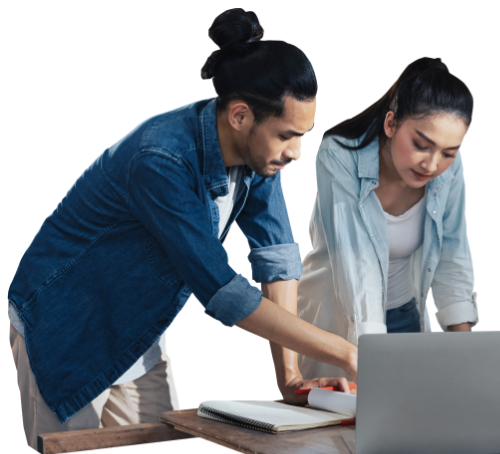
{"left": 138, "top": 99, "right": 213, "bottom": 161}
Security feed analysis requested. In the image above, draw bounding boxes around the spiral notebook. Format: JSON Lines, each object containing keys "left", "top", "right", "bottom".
{"left": 198, "top": 400, "right": 350, "bottom": 433}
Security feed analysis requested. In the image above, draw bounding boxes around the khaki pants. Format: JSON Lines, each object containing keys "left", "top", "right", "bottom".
{"left": 10, "top": 324, "right": 179, "bottom": 450}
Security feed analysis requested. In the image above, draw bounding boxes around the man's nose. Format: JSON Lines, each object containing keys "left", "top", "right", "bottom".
{"left": 283, "top": 140, "right": 302, "bottom": 161}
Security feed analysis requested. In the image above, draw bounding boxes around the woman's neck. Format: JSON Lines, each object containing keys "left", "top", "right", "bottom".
{"left": 378, "top": 135, "right": 406, "bottom": 188}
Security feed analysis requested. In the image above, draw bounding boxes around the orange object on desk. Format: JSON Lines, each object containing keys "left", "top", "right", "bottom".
{"left": 340, "top": 418, "right": 356, "bottom": 426}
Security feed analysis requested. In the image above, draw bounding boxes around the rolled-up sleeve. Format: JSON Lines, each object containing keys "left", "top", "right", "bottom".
{"left": 129, "top": 151, "right": 262, "bottom": 326}
{"left": 236, "top": 171, "right": 303, "bottom": 283}
{"left": 432, "top": 154, "right": 478, "bottom": 330}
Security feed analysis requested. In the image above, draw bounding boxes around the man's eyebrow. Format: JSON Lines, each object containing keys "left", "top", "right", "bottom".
{"left": 415, "top": 129, "right": 461, "bottom": 150}
{"left": 285, "top": 123, "right": 315, "bottom": 137}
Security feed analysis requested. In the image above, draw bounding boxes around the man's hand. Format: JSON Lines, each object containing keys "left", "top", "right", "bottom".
{"left": 281, "top": 375, "right": 352, "bottom": 406}
{"left": 342, "top": 348, "right": 358, "bottom": 383}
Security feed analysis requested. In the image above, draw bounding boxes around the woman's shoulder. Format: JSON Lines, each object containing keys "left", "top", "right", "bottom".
{"left": 321, "top": 133, "right": 363, "bottom": 149}
{"left": 317, "top": 134, "right": 362, "bottom": 175}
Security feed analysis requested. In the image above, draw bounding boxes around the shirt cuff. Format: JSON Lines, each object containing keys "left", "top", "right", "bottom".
{"left": 204, "top": 274, "right": 263, "bottom": 327}
{"left": 248, "top": 243, "right": 303, "bottom": 283}
{"left": 435, "top": 294, "right": 478, "bottom": 331}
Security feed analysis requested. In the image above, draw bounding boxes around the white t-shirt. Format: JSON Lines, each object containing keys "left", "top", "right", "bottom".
{"left": 215, "top": 166, "right": 243, "bottom": 238}
{"left": 384, "top": 197, "right": 426, "bottom": 310}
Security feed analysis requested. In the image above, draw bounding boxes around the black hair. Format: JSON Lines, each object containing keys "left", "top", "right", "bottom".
{"left": 325, "top": 57, "right": 473, "bottom": 150}
{"left": 201, "top": 8, "right": 317, "bottom": 124}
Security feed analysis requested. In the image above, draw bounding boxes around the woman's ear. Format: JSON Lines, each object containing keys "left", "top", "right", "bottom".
{"left": 383, "top": 111, "right": 397, "bottom": 139}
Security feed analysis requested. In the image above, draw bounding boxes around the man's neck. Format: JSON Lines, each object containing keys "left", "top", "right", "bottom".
{"left": 217, "top": 113, "right": 244, "bottom": 167}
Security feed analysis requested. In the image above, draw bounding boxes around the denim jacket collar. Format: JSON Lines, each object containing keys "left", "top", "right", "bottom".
{"left": 199, "top": 99, "right": 255, "bottom": 200}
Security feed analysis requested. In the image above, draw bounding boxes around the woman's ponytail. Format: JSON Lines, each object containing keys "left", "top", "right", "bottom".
{"left": 326, "top": 57, "right": 473, "bottom": 150}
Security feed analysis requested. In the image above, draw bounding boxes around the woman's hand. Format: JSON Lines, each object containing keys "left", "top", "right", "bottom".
{"left": 281, "top": 375, "right": 352, "bottom": 406}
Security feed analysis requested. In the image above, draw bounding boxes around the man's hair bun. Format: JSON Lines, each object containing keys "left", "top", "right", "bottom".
{"left": 200, "top": 8, "right": 317, "bottom": 125}
{"left": 201, "top": 8, "right": 263, "bottom": 80}
{"left": 209, "top": 8, "right": 263, "bottom": 49}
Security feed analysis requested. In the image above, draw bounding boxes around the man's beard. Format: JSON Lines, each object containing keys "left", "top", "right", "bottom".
{"left": 243, "top": 137, "right": 276, "bottom": 178}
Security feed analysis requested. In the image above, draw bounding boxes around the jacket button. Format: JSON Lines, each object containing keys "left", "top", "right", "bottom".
{"left": 427, "top": 268, "right": 432, "bottom": 272}
{"left": 432, "top": 210, "right": 436, "bottom": 214}
{"left": 372, "top": 181, "right": 376, "bottom": 185}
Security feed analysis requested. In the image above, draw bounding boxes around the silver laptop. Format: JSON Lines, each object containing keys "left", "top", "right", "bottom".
{"left": 342, "top": 332, "right": 500, "bottom": 454}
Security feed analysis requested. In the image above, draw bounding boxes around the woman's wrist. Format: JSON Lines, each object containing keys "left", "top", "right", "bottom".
{"left": 448, "top": 322, "right": 472, "bottom": 332}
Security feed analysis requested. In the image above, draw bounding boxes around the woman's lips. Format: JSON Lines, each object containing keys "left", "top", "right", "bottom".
{"left": 411, "top": 169, "right": 430, "bottom": 180}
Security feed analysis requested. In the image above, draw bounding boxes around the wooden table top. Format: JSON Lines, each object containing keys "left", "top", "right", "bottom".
{"left": 159, "top": 409, "right": 354, "bottom": 454}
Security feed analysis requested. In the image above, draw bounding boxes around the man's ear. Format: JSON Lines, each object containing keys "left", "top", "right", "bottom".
{"left": 227, "top": 101, "right": 254, "bottom": 133}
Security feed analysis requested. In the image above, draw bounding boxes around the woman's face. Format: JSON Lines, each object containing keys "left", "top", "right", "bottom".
{"left": 384, "top": 112, "right": 469, "bottom": 188}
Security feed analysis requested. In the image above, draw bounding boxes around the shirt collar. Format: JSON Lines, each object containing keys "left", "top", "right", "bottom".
{"left": 357, "top": 135, "right": 455, "bottom": 186}
{"left": 199, "top": 98, "right": 254, "bottom": 198}
{"left": 200, "top": 97, "right": 227, "bottom": 191}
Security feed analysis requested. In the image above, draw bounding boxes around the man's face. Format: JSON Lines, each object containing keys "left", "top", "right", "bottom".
{"left": 242, "top": 96, "right": 316, "bottom": 178}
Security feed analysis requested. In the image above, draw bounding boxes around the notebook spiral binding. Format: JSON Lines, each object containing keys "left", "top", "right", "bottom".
{"left": 199, "top": 405, "right": 275, "bottom": 433}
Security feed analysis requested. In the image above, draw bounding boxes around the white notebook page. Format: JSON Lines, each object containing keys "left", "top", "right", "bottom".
{"left": 198, "top": 400, "right": 347, "bottom": 431}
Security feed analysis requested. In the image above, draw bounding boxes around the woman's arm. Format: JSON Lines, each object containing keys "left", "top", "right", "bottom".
{"left": 449, "top": 322, "right": 472, "bottom": 332}
{"left": 431, "top": 154, "right": 478, "bottom": 331}
{"left": 263, "top": 280, "right": 301, "bottom": 397}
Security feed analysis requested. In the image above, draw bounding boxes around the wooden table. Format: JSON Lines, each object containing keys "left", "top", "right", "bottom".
{"left": 38, "top": 409, "right": 353, "bottom": 453}
{"left": 159, "top": 409, "right": 354, "bottom": 454}
{"left": 38, "top": 382, "right": 358, "bottom": 453}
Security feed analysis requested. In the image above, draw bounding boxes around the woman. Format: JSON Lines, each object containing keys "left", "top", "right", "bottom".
{"left": 297, "top": 57, "right": 478, "bottom": 379}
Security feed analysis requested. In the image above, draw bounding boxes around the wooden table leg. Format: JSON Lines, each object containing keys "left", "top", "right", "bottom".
{"left": 37, "top": 422, "right": 195, "bottom": 454}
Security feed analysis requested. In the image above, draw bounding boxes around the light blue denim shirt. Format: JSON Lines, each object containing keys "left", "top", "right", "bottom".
{"left": 298, "top": 134, "right": 478, "bottom": 379}
{"left": 8, "top": 98, "right": 302, "bottom": 423}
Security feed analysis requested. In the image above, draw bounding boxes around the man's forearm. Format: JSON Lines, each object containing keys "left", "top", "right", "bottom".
{"left": 262, "top": 280, "right": 301, "bottom": 391}
{"left": 236, "top": 292, "right": 358, "bottom": 381}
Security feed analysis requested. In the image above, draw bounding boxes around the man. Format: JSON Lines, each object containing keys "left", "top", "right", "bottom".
{"left": 8, "top": 8, "right": 357, "bottom": 448}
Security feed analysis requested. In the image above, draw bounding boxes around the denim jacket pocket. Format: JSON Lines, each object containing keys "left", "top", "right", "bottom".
{"left": 146, "top": 237, "right": 182, "bottom": 288}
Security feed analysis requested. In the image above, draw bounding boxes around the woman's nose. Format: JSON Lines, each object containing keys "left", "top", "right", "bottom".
{"left": 421, "top": 153, "right": 439, "bottom": 174}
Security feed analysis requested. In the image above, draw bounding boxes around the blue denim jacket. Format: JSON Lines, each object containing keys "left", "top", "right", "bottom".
{"left": 8, "top": 99, "right": 302, "bottom": 423}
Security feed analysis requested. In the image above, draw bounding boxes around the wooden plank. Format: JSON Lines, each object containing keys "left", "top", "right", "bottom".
{"left": 160, "top": 409, "right": 354, "bottom": 454}
{"left": 38, "top": 422, "right": 194, "bottom": 454}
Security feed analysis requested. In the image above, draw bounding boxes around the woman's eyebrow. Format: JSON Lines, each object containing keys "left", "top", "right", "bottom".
{"left": 415, "top": 129, "right": 461, "bottom": 150}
